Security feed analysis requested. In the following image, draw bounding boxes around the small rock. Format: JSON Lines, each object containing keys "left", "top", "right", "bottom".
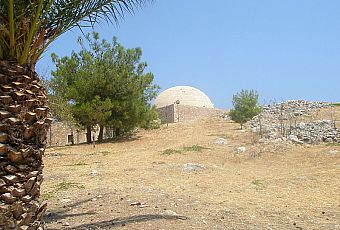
{"left": 90, "top": 170, "right": 98, "bottom": 176}
{"left": 163, "top": 210, "right": 178, "bottom": 216}
{"left": 62, "top": 222, "right": 70, "bottom": 227}
{"left": 182, "top": 163, "right": 205, "bottom": 172}
{"left": 329, "top": 150, "right": 339, "bottom": 155}
{"left": 214, "top": 138, "right": 227, "bottom": 145}
{"left": 325, "top": 138, "right": 333, "bottom": 143}
{"left": 288, "top": 135, "right": 303, "bottom": 144}
{"left": 60, "top": 198, "right": 72, "bottom": 203}
{"left": 236, "top": 147, "right": 246, "bottom": 154}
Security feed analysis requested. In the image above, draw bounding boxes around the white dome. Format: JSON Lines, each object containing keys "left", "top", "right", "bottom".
{"left": 155, "top": 86, "right": 214, "bottom": 108}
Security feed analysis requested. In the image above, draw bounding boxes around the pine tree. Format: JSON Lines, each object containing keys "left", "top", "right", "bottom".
{"left": 229, "top": 89, "right": 262, "bottom": 129}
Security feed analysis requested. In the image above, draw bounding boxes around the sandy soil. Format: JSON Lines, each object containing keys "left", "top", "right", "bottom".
{"left": 42, "top": 111, "right": 340, "bottom": 230}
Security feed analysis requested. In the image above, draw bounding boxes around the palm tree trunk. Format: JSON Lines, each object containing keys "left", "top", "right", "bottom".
{"left": 0, "top": 60, "right": 49, "bottom": 229}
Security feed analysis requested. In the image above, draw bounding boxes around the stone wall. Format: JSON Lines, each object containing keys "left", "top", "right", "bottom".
{"left": 157, "top": 104, "right": 226, "bottom": 123}
{"left": 46, "top": 122, "right": 111, "bottom": 147}
{"left": 157, "top": 104, "right": 176, "bottom": 123}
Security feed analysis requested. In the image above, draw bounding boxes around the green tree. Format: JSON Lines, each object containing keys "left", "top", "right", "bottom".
{"left": 50, "top": 32, "right": 159, "bottom": 143}
{"left": 0, "top": 1, "right": 150, "bottom": 228}
{"left": 229, "top": 89, "right": 262, "bottom": 129}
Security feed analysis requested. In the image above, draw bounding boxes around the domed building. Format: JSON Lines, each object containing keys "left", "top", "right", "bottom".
{"left": 155, "top": 86, "right": 223, "bottom": 123}
{"left": 154, "top": 86, "right": 214, "bottom": 109}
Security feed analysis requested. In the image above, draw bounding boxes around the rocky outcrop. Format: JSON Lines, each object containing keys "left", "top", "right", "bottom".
{"left": 250, "top": 100, "right": 339, "bottom": 144}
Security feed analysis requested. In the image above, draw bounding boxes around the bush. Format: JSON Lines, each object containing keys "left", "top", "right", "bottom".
{"left": 229, "top": 89, "right": 262, "bottom": 129}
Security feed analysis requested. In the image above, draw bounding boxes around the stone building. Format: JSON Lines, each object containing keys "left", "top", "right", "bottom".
{"left": 47, "top": 122, "right": 113, "bottom": 147}
{"left": 155, "top": 86, "right": 225, "bottom": 123}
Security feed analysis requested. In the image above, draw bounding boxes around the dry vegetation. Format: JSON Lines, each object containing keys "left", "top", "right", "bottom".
{"left": 42, "top": 107, "right": 340, "bottom": 230}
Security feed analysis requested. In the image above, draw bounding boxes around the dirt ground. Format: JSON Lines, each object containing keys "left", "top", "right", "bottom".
{"left": 42, "top": 109, "right": 340, "bottom": 230}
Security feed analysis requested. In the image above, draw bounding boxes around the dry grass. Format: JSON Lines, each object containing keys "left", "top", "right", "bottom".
{"left": 42, "top": 108, "right": 340, "bottom": 230}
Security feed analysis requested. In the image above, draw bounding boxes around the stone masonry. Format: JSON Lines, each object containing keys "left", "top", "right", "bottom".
{"left": 157, "top": 104, "right": 226, "bottom": 123}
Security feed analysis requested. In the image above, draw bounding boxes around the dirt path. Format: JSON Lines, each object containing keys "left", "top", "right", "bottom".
{"left": 42, "top": 116, "right": 340, "bottom": 230}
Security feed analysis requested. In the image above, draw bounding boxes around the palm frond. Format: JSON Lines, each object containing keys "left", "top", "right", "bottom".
{"left": 0, "top": 0, "right": 152, "bottom": 65}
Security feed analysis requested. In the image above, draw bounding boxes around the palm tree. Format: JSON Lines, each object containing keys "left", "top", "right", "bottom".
{"left": 0, "top": 1, "right": 150, "bottom": 229}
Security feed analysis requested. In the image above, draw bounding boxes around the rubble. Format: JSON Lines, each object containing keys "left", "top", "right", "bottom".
{"left": 250, "top": 100, "right": 339, "bottom": 144}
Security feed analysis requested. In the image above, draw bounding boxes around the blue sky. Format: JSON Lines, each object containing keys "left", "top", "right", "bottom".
{"left": 36, "top": 0, "right": 340, "bottom": 108}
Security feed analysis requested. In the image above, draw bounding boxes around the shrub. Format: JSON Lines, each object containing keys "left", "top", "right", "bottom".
{"left": 229, "top": 89, "right": 262, "bottom": 129}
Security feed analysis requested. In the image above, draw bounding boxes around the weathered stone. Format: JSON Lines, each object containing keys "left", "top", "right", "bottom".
{"left": 250, "top": 100, "right": 339, "bottom": 144}
{"left": 1, "top": 193, "right": 16, "bottom": 204}
{"left": 213, "top": 138, "right": 227, "bottom": 145}
{"left": 329, "top": 150, "right": 339, "bottom": 155}
{"left": 237, "top": 146, "right": 246, "bottom": 154}
{"left": 182, "top": 163, "right": 205, "bottom": 172}
{"left": 324, "top": 138, "right": 333, "bottom": 143}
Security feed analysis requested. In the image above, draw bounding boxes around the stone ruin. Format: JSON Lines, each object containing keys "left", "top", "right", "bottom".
{"left": 250, "top": 100, "right": 340, "bottom": 144}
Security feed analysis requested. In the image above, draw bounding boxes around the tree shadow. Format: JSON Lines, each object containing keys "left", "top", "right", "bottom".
{"left": 65, "top": 214, "right": 188, "bottom": 229}
{"left": 44, "top": 198, "right": 96, "bottom": 223}
{"left": 45, "top": 198, "right": 187, "bottom": 229}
